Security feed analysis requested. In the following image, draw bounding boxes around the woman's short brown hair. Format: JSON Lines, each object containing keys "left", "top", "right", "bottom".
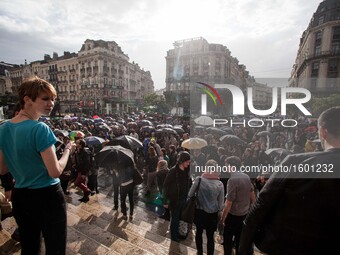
{"left": 18, "top": 77, "right": 57, "bottom": 109}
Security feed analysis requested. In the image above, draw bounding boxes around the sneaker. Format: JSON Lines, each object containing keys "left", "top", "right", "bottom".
{"left": 90, "top": 191, "right": 96, "bottom": 196}
{"left": 122, "top": 215, "right": 128, "bottom": 220}
{"left": 113, "top": 206, "right": 118, "bottom": 211}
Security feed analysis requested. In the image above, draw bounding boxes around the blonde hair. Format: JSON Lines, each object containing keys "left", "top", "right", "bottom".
{"left": 157, "top": 160, "right": 168, "bottom": 171}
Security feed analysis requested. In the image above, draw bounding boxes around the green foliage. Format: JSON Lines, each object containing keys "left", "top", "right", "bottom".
{"left": 310, "top": 94, "right": 340, "bottom": 115}
{"left": 163, "top": 91, "right": 177, "bottom": 107}
{"left": 143, "top": 93, "right": 170, "bottom": 114}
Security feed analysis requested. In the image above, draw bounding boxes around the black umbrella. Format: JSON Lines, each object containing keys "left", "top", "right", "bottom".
{"left": 173, "top": 126, "right": 185, "bottom": 134}
{"left": 140, "top": 125, "right": 155, "bottom": 133}
{"left": 84, "top": 136, "right": 106, "bottom": 146}
{"left": 206, "top": 127, "right": 228, "bottom": 136}
{"left": 98, "top": 123, "right": 112, "bottom": 132}
{"left": 54, "top": 129, "right": 69, "bottom": 137}
{"left": 220, "top": 135, "right": 245, "bottom": 145}
{"left": 157, "top": 124, "right": 173, "bottom": 129}
{"left": 138, "top": 120, "right": 153, "bottom": 127}
{"left": 95, "top": 145, "right": 135, "bottom": 168}
{"left": 220, "top": 127, "right": 235, "bottom": 135}
{"left": 156, "top": 128, "right": 178, "bottom": 135}
{"left": 106, "top": 135, "right": 143, "bottom": 150}
{"left": 256, "top": 131, "right": 272, "bottom": 137}
{"left": 194, "top": 126, "right": 206, "bottom": 132}
{"left": 265, "top": 148, "right": 291, "bottom": 161}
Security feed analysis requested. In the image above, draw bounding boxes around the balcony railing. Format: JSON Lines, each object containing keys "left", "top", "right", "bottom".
{"left": 297, "top": 50, "right": 340, "bottom": 76}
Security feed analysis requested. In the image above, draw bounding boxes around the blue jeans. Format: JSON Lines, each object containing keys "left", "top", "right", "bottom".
{"left": 12, "top": 183, "right": 67, "bottom": 255}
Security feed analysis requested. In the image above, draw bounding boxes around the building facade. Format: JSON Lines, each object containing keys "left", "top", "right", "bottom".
{"left": 2, "top": 39, "right": 154, "bottom": 115}
{"left": 165, "top": 37, "right": 255, "bottom": 115}
{"left": 289, "top": 0, "right": 340, "bottom": 95}
{"left": 252, "top": 83, "right": 274, "bottom": 109}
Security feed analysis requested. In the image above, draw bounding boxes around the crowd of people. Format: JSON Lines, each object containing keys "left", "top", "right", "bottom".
{"left": 0, "top": 76, "right": 339, "bottom": 255}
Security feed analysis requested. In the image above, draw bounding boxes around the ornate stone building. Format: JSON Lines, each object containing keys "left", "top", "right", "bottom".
{"left": 289, "top": 0, "right": 340, "bottom": 95}
{"left": 165, "top": 37, "right": 255, "bottom": 115}
{"left": 2, "top": 39, "right": 154, "bottom": 115}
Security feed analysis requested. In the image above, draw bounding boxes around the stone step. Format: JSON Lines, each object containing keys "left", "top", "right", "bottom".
{"left": 0, "top": 224, "right": 21, "bottom": 255}
{"left": 81, "top": 185, "right": 262, "bottom": 255}
{"left": 67, "top": 209, "right": 149, "bottom": 255}
{"left": 1, "top": 181, "right": 263, "bottom": 255}
{"left": 0, "top": 216, "right": 78, "bottom": 255}
{"left": 66, "top": 194, "right": 199, "bottom": 255}
{"left": 96, "top": 172, "right": 264, "bottom": 255}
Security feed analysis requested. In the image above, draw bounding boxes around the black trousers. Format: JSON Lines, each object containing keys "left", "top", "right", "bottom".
{"left": 120, "top": 182, "right": 134, "bottom": 216}
{"left": 223, "top": 213, "right": 246, "bottom": 255}
{"left": 194, "top": 209, "right": 218, "bottom": 255}
{"left": 112, "top": 173, "right": 120, "bottom": 208}
{"left": 12, "top": 183, "right": 67, "bottom": 255}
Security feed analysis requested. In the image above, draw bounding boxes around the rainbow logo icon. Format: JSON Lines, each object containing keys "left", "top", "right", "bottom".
{"left": 196, "top": 82, "right": 223, "bottom": 105}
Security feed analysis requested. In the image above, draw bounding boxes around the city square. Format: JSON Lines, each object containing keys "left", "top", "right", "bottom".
{"left": 1, "top": 0, "right": 340, "bottom": 254}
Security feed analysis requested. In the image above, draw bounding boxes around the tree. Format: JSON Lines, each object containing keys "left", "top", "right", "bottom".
{"left": 163, "top": 91, "right": 177, "bottom": 108}
{"left": 143, "top": 93, "right": 170, "bottom": 114}
{"left": 310, "top": 94, "right": 340, "bottom": 115}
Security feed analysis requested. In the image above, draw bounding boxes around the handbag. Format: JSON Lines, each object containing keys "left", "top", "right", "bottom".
{"left": 133, "top": 167, "right": 144, "bottom": 185}
{"left": 181, "top": 177, "right": 202, "bottom": 223}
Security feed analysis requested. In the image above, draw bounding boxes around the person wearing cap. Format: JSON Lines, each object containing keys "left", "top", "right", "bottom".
{"left": 163, "top": 151, "right": 191, "bottom": 242}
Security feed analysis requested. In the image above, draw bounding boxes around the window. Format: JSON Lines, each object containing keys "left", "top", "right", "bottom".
{"left": 332, "top": 26, "right": 340, "bottom": 41}
{"left": 328, "top": 59, "right": 338, "bottom": 72}
{"left": 318, "top": 15, "right": 324, "bottom": 26}
{"left": 311, "top": 78, "right": 317, "bottom": 90}
{"left": 311, "top": 62, "right": 319, "bottom": 77}
{"left": 315, "top": 31, "right": 322, "bottom": 46}
{"left": 315, "top": 45, "right": 321, "bottom": 56}
{"left": 331, "top": 42, "right": 340, "bottom": 54}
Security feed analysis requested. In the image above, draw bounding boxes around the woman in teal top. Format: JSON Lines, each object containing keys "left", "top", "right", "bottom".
{"left": 0, "top": 77, "right": 76, "bottom": 255}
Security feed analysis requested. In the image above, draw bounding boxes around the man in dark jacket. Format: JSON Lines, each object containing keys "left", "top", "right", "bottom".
{"left": 74, "top": 139, "right": 93, "bottom": 202}
{"left": 163, "top": 151, "right": 191, "bottom": 242}
{"left": 239, "top": 107, "right": 340, "bottom": 255}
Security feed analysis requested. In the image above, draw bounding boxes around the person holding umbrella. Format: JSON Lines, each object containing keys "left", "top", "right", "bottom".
{"left": 119, "top": 161, "right": 136, "bottom": 220}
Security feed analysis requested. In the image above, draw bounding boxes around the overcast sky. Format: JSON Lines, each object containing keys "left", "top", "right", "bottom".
{"left": 0, "top": 0, "right": 321, "bottom": 89}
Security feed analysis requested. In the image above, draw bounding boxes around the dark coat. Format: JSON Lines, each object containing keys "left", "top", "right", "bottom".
{"left": 75, "top": 148, "right": 92, "bottom": 175}
{"left": 239, "top": 148, "right": 340, "bottom": 255}
{"left": 163, "top": 164, "right": 191, "bottom": 210}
